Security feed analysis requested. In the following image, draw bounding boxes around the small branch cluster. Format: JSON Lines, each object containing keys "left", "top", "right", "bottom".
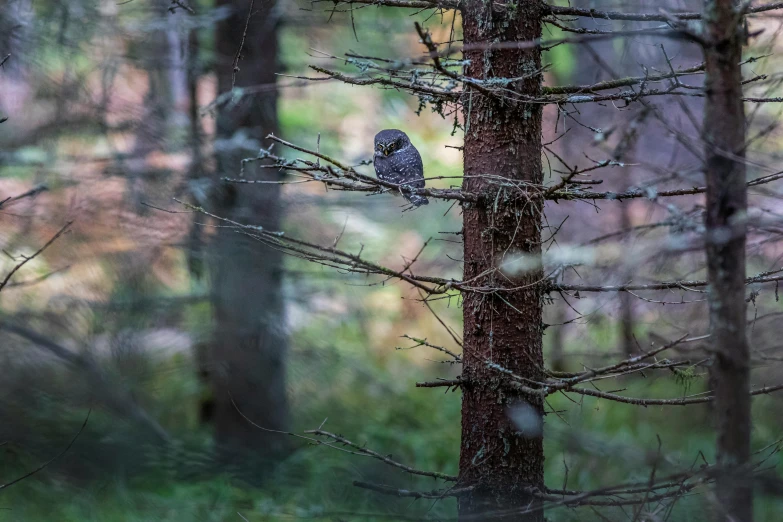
{"left": 416, "top": 334, "right": 783, "bottom": 407}
{"left": 212, "top": 132, "right": 783, "bottom": 299}
{"left": 227, "top": 134, "right": 475, "bottom": 203}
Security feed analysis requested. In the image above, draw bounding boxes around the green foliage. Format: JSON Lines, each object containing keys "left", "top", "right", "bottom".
{"left": 543, "top": 0, "right": 576, "bottom": 81}
{"left": 672, "top": 365, "right": 700, "bottom": 395}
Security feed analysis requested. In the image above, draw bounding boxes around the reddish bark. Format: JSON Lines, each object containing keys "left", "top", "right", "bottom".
{"left": 459, "top": 2, "right": 545, "bottom": 521}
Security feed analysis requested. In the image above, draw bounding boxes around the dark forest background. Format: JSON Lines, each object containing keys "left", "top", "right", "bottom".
{"left": 1, "top": 0, "right": 783, "bottom": 521}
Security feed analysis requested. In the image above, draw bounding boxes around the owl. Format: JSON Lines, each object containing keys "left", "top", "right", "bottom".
{"left": 373, "top": 129, "right": 428, "bottom": 207}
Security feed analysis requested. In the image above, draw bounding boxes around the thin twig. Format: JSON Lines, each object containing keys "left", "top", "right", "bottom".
{"left": 231, "top": 0, "right": 256, "bottom": 90}
{"left": 0, "top": 410, "right": 90, "bottom": 491}
{"left": 0, "top": 222, "right": 72, "bottom": 293}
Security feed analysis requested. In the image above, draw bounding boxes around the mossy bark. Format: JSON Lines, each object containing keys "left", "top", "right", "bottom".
{"left": 459, "top": 2, "right": 545, "bottom": 521}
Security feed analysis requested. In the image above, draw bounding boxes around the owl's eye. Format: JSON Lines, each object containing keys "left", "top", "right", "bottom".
{"left": 376, "top": 144, "right": 383, "bottom": 151}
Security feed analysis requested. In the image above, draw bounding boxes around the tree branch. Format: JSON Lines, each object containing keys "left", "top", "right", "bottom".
{"left": 0, "top": 222, "right": 72, "bottom": 293}
{"left": 0, "top": 411, "right": 90, "bottom": 491}
{"left": 306, "top": 429, "right": 458, "bottom": 481}
{"left": 543, "top": 1, "right": 783, "bottom": 22}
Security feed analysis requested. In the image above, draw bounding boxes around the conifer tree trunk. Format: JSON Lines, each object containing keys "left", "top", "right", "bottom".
{"left": 206, "top": 0, "right": 289, "bottom": 465}
{"left": 702, "top": 1, "right": 752, "bottom": 520}
{"left": 459, "top": 2, "right": 545, "bottom": 520}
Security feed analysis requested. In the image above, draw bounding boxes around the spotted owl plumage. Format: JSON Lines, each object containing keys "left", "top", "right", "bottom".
{"left": 373, "top": 129, "right": 428, "bottom": 207}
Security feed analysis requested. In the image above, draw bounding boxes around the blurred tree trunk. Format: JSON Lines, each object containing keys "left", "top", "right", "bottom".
{"left": 702, "top": 1, "right": 752, "bottom": 520}
{"left": 547, "top": 302, "right": 567, "bottom": 373}
{"left": 618, "top": 203, "right": 636, "bottom": 356}
{"left": 166, "top": 9, "right": 189, "bottom": 117}
{"left": 126, "top": 1, "right": 176, "bottom": 210}
{"left": 206, "top": 0, "right": 289, "bottom": 466}
{"left": 185, "top": 19, "right": 212, "bottom": 424}
{"left": 0, "top": 0, "right": 32, "bottom": 118}
{"left": 186, "top": 22, "right": 207, "bottom": 281}
{"left": 458, "top": 2, "right": 544, "bottom": 521}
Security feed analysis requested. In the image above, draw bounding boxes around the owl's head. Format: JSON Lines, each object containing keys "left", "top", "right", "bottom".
{"left": 374, "top": 129, "right": 410, "bottom": 157}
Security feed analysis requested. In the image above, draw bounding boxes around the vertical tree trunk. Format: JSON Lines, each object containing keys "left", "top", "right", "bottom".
{"left": 459, "top": 3, "right": 545, "bottom": 521}
{"left": 702, "top": 1, "right": 752, "bottom": 520}
{"left": 547, "top": 302, "right": 567, "bottom": 373}
{"left": 186, "top": 24, "right": 206, "bottom": 281}
{"left": 207, "top": 0, "right": 289, "bottom": 466}
{"left": 186, "top": 20, "right": 213, "bottom": 425}
{"left": 125, "top": 0, "right": 175, "bottom": 211}
{"left": 619, "top": 205, "right": 637, "bottom": 357}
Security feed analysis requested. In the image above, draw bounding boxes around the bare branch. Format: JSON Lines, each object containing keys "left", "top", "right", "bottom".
{"left": 353, "top": 480, "right": 471, "bottom": 499}
{"left": 309, "top": 65, "right": 460, "bottom": 101}
{"left": 311, "top": 0, "right": 458, "bottom": 8}
{"left": 305, "top": 429, "right": 458, "bottom": 481}
{"left": 0, "top": 411, "right": 90, "bottom": 491}
{"left": 544, "top": 2, "right": 783, "bottom": 22}
{"left": 545, "top": 382, "right": 783, "bottom": 406}
{"left": 0, "top": 184, "right": 48, "bottom": 210}
{"left": 551, "top": 268, "right": 783, "bottom": 293}
{"left": 0, "top": 222, "right": 72, "bottom": 293}
{"left": 542, "top": 63, "right": 706, "bottom": 96}
{"left": 231, "top": 0, "right": 255, "bottom": 90}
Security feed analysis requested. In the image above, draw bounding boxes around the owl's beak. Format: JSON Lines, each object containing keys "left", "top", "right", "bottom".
{"left": 382, "top": 146, "right": 390, "bottom": 156}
